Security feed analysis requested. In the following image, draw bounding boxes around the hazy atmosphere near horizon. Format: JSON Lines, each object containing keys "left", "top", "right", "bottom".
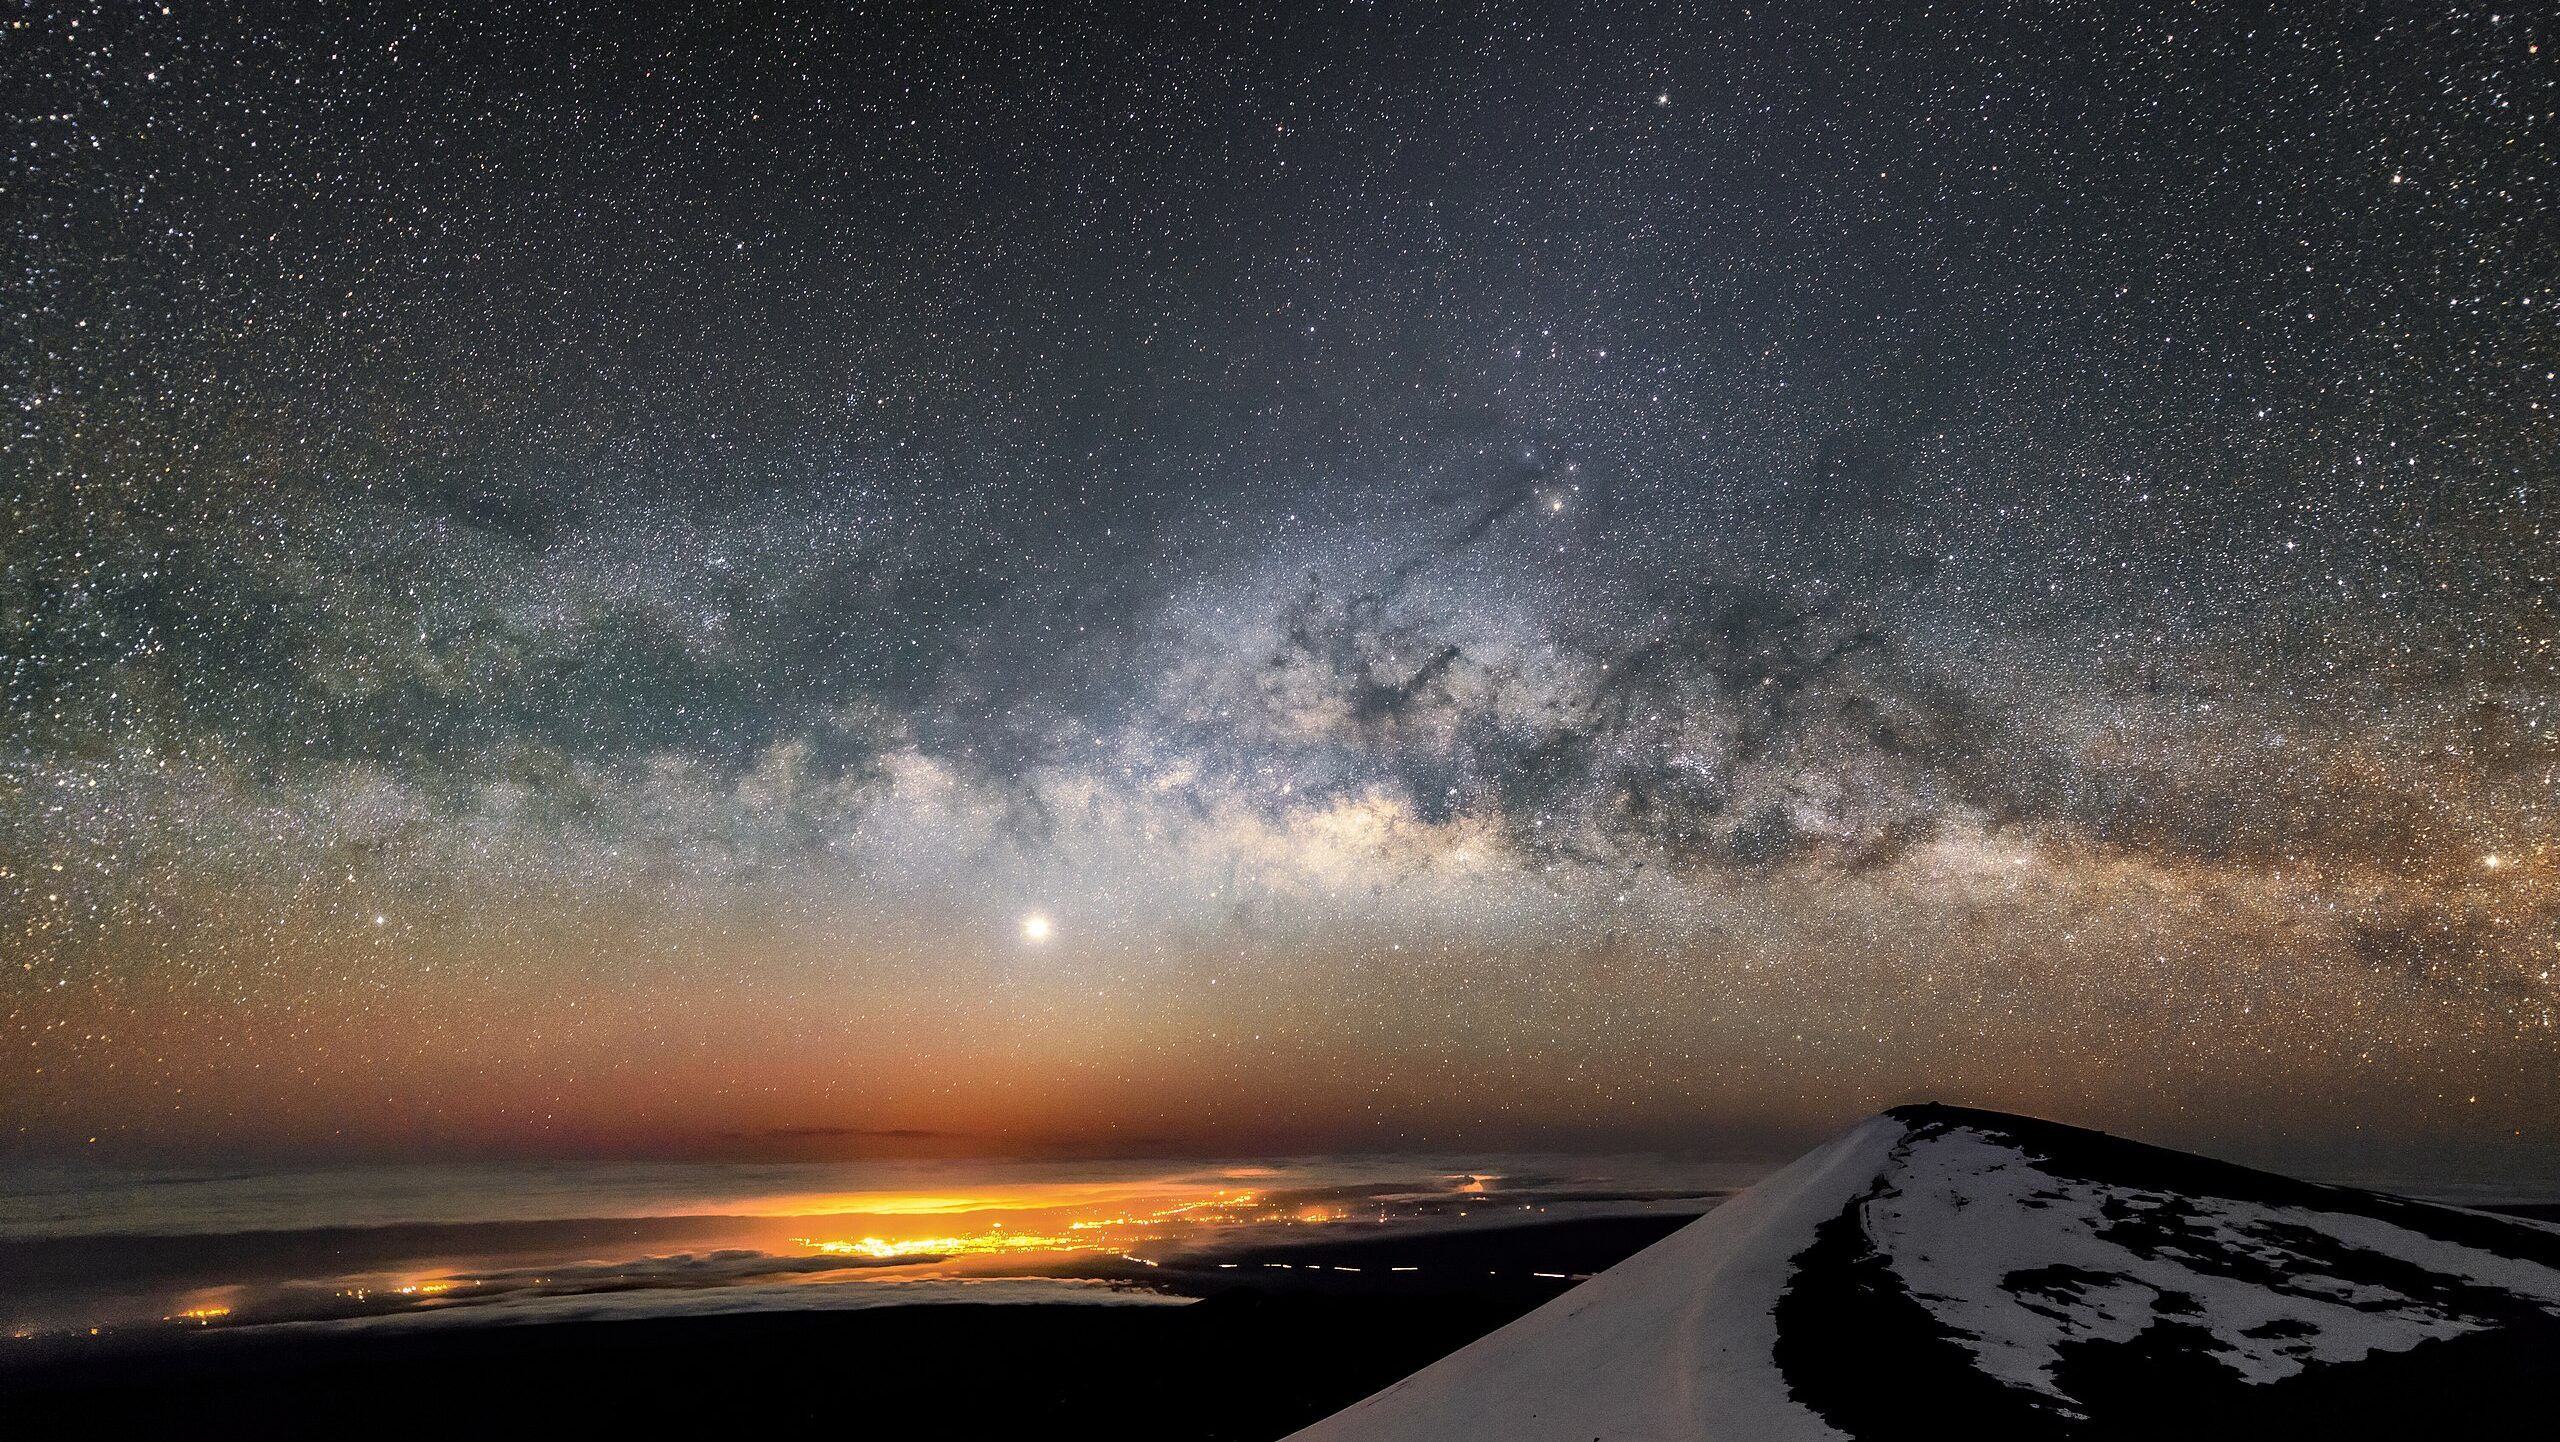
{"left": 6, "top": 0, "right": 2556, "bottom": 1197}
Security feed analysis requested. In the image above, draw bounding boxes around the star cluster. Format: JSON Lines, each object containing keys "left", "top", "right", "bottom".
{"left": 4, "top": 3, "right": 2555, "bottom": 1173}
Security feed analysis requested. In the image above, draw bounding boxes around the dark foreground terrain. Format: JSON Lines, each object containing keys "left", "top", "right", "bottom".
{"left": 1294, "top": 1107, "right": 2560, "bottom": 1442}
{"left": 0, "top": 1215, "right": 1692, "bottom": 1439}
{"left": 16, "top": 1148, "right": 2560, "bottom": 1441}
{"left": 1771, "top": 1108, "right": 2560, "bottom": 1442}
{"left": 6, "top": 1294, "right": 1512, "bottom": 1438}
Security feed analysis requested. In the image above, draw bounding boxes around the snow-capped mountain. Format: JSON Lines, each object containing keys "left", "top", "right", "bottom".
{"left": 1290, "top": 1104, "right": 2560, "bottom": 1440}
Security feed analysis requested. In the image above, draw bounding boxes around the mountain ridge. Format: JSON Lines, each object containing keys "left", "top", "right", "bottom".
{"left": 1291, "top": 1104, "right": 2560, "bottom": 1440}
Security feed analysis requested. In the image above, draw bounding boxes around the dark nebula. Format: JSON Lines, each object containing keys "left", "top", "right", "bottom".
{"left": 3, "top": 3, "right": 2553, "bottom": 1174}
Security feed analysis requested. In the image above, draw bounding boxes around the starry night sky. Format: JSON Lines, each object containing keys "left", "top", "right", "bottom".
{"left": 5, "top": 3, "right": 2555, "bottom": 1173}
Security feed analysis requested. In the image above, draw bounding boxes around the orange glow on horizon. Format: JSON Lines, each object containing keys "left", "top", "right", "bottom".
{"left": 784, "top": 1187, "right": 1297, "bottom": 1263}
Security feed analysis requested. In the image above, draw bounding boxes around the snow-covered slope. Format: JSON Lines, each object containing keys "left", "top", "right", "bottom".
{"left": 1289, "top": 1105, "right": 2560, "bottom": 1441}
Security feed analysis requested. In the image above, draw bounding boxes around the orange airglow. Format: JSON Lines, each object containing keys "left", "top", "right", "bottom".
{"left": 785, "top": 1188, "right": 1292, "bottom": 1262}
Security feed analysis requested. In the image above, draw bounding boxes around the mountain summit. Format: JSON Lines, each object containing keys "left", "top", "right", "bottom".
{"left": 1291, "top": 1105, "right": 2560, "bottom": 1440}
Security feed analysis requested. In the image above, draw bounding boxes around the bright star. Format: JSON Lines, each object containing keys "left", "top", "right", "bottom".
{"left": 1022, "top": 913, "right": 1052, "bottom": 942}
